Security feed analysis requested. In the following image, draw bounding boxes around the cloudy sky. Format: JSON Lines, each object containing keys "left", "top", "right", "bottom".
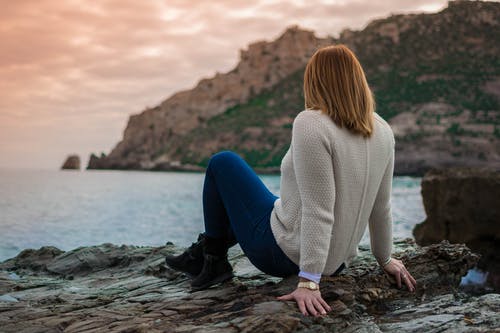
{"left": 0, "top": 0, "right": 450, "bottom": 169}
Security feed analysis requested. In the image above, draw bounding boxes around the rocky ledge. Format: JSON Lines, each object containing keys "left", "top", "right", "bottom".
{"left": 0, "top": 238, "right": 499, "bottom": 333}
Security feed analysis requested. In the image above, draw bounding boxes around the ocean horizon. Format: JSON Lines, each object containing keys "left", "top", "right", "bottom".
{"left": 0, "top": 167, "right": 425, "bottom": 262}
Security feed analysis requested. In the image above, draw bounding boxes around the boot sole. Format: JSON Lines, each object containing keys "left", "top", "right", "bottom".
{"left": 164, "top": 259, "right": 202, "bottom": 277}
{"left": 165, "top": 265, "right": 200, "bottom": 278}
{"left": 190, "top": 271, "right": 234, "bottom": 292}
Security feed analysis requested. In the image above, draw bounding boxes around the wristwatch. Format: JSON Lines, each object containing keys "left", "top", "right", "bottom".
{"left": 297, "top": 281, "right": 319, "bottom": 290}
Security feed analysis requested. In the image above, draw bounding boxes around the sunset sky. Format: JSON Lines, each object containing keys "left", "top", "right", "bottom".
{"left": 0, "top": 0, "right": 450, "bottom": 169}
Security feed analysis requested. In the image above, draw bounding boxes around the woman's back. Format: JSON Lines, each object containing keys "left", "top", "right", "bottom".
{"left": 270, "top": 109, "right": 395, "bottom": 275}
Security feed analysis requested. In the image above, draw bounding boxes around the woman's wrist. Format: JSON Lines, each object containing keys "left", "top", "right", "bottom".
{"left": 381, "top": 257, "right": 392, "bottom": 267}
{"left": 298, "top": 271, "right": 321, "bottom": 284}
{"left": 299, "top": 277, "right": 315, "bottom": 282}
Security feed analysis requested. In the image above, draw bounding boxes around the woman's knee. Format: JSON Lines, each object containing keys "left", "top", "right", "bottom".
{"left": 208, "top": 150, "right": 241, "bottom": 171}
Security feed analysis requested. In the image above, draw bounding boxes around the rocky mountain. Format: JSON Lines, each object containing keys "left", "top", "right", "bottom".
{"left": 88, "top": 0, "right": 500, "bottom": 175}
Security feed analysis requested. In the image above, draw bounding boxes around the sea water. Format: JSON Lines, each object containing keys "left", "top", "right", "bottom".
{"left": 0, "top": 168, "right": 425, "bottom": 262}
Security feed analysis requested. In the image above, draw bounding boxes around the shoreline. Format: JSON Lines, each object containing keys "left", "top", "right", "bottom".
{"left": 84, "top": 165, "right": 427, "bottom": 177}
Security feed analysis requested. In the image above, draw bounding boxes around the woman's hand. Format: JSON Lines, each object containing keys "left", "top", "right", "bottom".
{"left": 383, "top": 258, "right": 417, "bottom": 292}
{"left": 277, "top": 287, "right": 331, "bottom": 316}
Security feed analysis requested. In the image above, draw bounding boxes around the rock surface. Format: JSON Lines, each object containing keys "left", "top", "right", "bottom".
{"left": 413, "top": 167, "right": 500, "bottom": 293}
{"left": 61, "top": 155, "right": 81, "bottom": 170}
{"left": 1, "top": 238, "right": 498, "bottom": 332}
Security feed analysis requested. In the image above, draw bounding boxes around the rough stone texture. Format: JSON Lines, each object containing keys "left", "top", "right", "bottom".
{"left": 1, "top": 238, "right": 498, "bottom": 332}
{"left": 413, "top": 167, "right": 500, "bottom": 291}
{"left": 61, "top": 155, "right": 81, "bottom": 170}
{"left": 377, "top": 293, "right": 500, "bottom": 333}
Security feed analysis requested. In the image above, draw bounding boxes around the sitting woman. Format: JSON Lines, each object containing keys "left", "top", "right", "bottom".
{"left": 166, "top": 44, "right": 417, "bottom": 317}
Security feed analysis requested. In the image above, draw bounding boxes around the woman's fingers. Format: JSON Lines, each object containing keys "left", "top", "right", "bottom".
{"left": 409, "top": 276, "right": 417, "bottom": 290}
{"left": 278, "top": 289, "right": 331, "bottom": 317}
{"left": 305, "top": 299, "right": 318, "bottom": 316}
{"left": 318, "top": 297, "right": 332, "bottom": 312}
{"left": 395, "top": 271, "right": 402, "bottom": 288}
{"left": 297, "top": 299, "right": 307, "bottom": 316}
{"left": 312, "top": 298, "right": 327, "bottom": 315}
{"left": 407, "top": 272, "right": 417, "bottom": 286}
{"left": 402, "top": 267, "right": 417, "bottom": 290}
{"left": 277, "top": 293, "right": 293, "bottom": 301}
{"left": 401, "top": 274, "right": 412, "bottom": 291}
{"left": 401, "top": 270, "right": 417, "bottom": 292}
{"left": 385, "top": 259, "right": 417, "bottom": 291}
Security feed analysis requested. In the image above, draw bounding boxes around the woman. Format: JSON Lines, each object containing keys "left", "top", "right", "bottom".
{"left": 165, "top": 44, "right": 417, "bottom": 317}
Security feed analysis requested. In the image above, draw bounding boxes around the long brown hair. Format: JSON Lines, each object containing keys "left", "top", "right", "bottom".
{"left": 304, "top": 44, "right": 375, "bottom": 137}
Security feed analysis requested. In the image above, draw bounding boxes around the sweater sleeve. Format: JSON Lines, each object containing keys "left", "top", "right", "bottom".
{"left": 368, "top": 138, "right": 395, "bottom": 267}
{"left": 292, "top": 111, "right": 335, "bottom": 274}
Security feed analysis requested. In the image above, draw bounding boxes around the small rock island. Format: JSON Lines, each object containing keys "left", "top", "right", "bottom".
{"left": 61, "top": 155, "right": 81, "bottom": 170}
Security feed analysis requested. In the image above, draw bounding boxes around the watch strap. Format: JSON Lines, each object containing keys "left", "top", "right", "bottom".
{"left": 297, "top": 281, "right": 319, "bottom": 290}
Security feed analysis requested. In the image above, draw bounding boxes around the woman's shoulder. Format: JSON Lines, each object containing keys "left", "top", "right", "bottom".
{"left": 294, "top": 109, "right": 325, "bottom": 121}
{"left": 373, "top": 112, "right": 395, "bottom": 146}
{"left": 292, "top": 110, "right": 335, "bottom": 139}
{"left": 373, "top": 112, "right": 390, "bottom": 128}
{"left": 293, "top": 109, "right": 332, "bottom": 130}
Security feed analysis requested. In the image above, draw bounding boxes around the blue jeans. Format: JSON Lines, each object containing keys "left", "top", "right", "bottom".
{"left": 202, "top": 150, "right": 299, "bottom": 277}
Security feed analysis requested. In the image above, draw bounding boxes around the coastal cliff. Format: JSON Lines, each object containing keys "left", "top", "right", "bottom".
{"left": 2, "top": 238, "right": 499, "bottom": 332}
{"left": 88, "top": 1, "right": 500, "bottom": 175}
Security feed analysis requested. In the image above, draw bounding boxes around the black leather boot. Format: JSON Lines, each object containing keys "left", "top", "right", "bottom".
{"left": 191, "top": 254, "right": 234, "bottom": 291}
{"left": 190, "top": 236, "right": 233, "bottom": 291}
{"left": 165, "top": 233, "right": 205, "bottom": 277}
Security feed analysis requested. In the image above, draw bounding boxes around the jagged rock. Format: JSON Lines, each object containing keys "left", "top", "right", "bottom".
{"left": 1, "top": 238, "right": 496, "bottom": 332}
{"left": 0, "top": 246, "right": 64, "bottom": 272}
{"left": 87, "top": 152, "right": 106, "bottom": 169}
{"left": 61, "top": 154, "right": 80, "bottom": 170}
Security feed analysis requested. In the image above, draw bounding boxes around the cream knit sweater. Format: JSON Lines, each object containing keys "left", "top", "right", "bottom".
{"left": 270, "top": 109, "right": 395, "bottom": 275}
